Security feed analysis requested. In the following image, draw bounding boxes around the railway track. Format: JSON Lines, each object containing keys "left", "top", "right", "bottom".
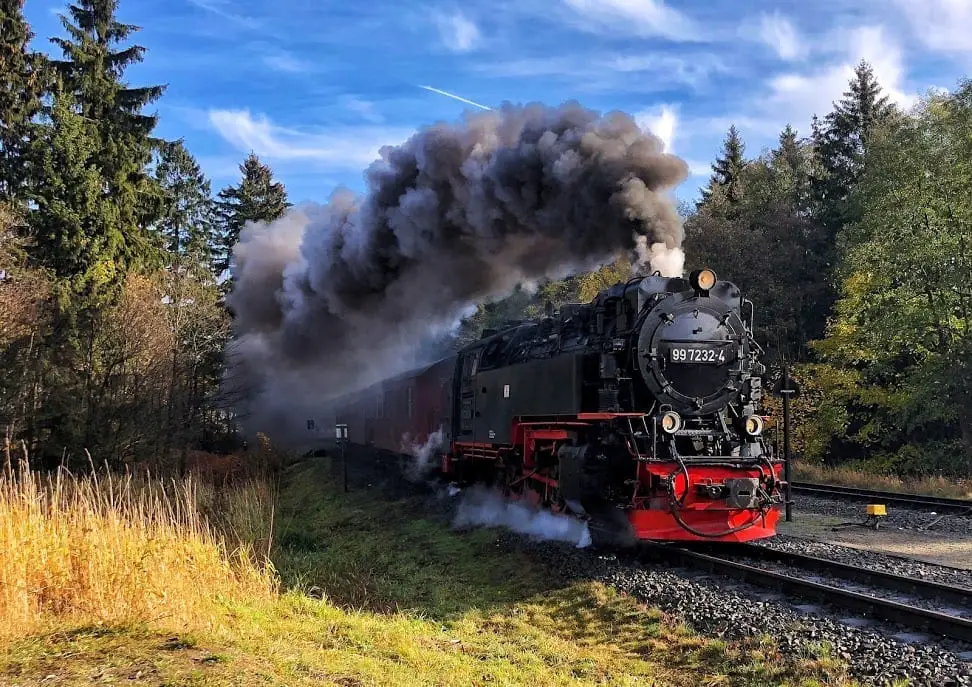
{"left": 646, "top": 542, "right": 972, "bottom": 644}
{"left": 791, "top": 481, "right": 972, "bottom": 514}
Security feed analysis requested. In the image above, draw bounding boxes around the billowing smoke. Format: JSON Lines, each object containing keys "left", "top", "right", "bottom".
{"left": 224, "top": 101, "right": 689, "bottom": 440}
{"left": 399, "top": 426, "right": 446, "bottom": 481}
{"left": 451, "top": 486, "right": 592, "bottom": 549}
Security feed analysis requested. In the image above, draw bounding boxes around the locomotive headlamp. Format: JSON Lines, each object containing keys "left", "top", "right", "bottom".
{"left": 743, "top": 414, "right": 764, "bottom": 436}
{"left": 660, "top": 410, "right": 682, "bottom": 434}
{"left": 690, "top": 268, "right": 718, "bottom": 291}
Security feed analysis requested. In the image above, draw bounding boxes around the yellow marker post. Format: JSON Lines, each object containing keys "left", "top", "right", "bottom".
{"left": 832, "top": 504, "right": 888, "bottom": 531}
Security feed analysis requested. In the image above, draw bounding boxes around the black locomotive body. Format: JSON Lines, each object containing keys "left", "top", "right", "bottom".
{"left": 334, "top": 268, "right": 784, "bottom": 543}
{"left": 445, "top": 269, "right": 783, "bottom": 542}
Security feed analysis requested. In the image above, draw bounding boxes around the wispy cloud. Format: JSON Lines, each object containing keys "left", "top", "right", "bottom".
{"left": 432, "top": 10, "right": 482, "bottom": 52}
{"left": 339, "top": 96, "right": 385, "bottom": 124}
{"left": 207, "top": 109, "right": 412, "bottom": 169}
{"left": 559, "top": 0, "right": 703, "bottom": 41}
{"left": 262, "top": 51, "right": 312, "bottom": 74}
{"left": 419, "top": 85, "right": 492, "bottom": 110}
{"left": 756, "top": 11, "right": 804, "bottom": 61}
{"left": 473, "top": 52, "right": 727, "bottom": 93}
{"left": 186, "top": 0, "right": 260, "bottom": 29}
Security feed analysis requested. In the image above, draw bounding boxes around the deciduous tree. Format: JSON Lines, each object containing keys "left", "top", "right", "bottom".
{"left": 807, "top": 81, "right": 972, "bottom": 473}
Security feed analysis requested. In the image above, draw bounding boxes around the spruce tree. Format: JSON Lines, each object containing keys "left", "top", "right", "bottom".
{"left": 0, "top": 0, "right": 47, "bottom": 202}
{"left": 701, "top": 125, "right": 746, "bottom": 207}
{"left": 772, "top": 124, "right": 812, "bottom": 206}
{"left": 50, "top": 1, "right": 164, "bottom": 139}
{"left": 49, "top": 0, "right": 167, "bottom": 277}
{"left": 776, "top": 125, "right": 801, "bottom": 170}
{"left": 215, "top": 152, "right": 290, "bottom": 275}
{"left": 27, "top": 84, "right": 115, "bottom": 300}
{"left": 811, "top": 60, "right": 895, "bottom": 227}
{"left": 154, "top": 140, "right": 217, "bottom": 276}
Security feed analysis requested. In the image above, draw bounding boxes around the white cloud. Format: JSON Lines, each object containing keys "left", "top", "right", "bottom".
{"left": 635, "top": 105, "right": 709, "bottom": 177}
{"left": 433, "top": 11, "right": 481, "bottom": 52}
{"left": 207, "top": 109, "right": 412, "bottom": 169}
{"left": 636, "top": 104, "right": 677, "bottom": 152}
{"left": 560, "top": 0, "right": 701, "bottom": 41}
{"left": 892, "top": 0, "right": 972, "bottom": 54}
{"left": 756, "top": 11, "right": 804, "bottom": 60}
{"left": 756, "top": 25, "right": 917, "bottom": 133}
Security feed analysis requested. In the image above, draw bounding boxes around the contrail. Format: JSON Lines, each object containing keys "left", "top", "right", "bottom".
{"left": 419, "top": 85, "right": 493, "bottom": 111}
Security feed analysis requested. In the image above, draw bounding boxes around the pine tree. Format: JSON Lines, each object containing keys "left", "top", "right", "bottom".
{"left": 215, "top": 152, "right": 290, "bottom": 275}
{"left": 701, "top": 125, "right": 746, "bottom": 207}
{"left": 48, "top": 0, "right": 167, "bottom": 277}
{"left": 0, "top": 0, "right": 47, "bottom": 202}
{"left": 154, "top": 140, "right": 217, "bottom": 276}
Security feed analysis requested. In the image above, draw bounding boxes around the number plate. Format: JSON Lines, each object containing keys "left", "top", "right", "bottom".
{"left": 668, "top": 345, "right": 728, "bottom": 364}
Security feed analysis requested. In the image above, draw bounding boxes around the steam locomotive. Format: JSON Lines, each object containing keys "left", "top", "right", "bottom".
{"left": 335, "top": 268, "right": 785, "bottom": 543}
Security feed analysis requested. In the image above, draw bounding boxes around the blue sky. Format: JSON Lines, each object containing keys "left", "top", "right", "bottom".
{"left": 23, "top": 0, "right": 972, "bottom": 205}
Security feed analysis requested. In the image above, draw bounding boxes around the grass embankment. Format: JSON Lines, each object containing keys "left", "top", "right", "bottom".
{"left": 2, "top": 453, "right": 850, "bottom": 686}
{"left": 794, "top": 461, "right": 972, "bottom": 500}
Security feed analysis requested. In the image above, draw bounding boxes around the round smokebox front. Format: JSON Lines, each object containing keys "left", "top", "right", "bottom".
{"left": 637, "top": 295, "right": 746, "bottom": 415}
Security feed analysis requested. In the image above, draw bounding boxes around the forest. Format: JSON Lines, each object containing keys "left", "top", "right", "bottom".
{"left": 1, "top": 0, "right": 970, "bottom": 477}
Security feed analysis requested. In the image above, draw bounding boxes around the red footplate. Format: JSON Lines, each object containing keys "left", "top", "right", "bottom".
{"left": 628, "top": 506, "right": 781, "bottom": 542}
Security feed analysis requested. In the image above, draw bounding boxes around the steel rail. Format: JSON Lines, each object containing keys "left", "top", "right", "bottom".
{"left": 791, "top": 481, "right": 972, "bottom": 514}
{"left": 729, "top": 544, "right": 972, "bottom": 608}
{"left": 645, "top": 544, "right": 972, "bottom": 644}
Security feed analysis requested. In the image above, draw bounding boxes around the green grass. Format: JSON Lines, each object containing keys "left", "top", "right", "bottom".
{"left": 1, "top": 455, "right": 855, "bottom": 686}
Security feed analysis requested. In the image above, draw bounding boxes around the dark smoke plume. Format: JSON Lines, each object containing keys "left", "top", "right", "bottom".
{"left": 224, "top": 101, "right": 689, "bottom": 442}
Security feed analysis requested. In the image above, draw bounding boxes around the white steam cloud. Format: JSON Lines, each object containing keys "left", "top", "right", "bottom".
{"left": 451, "top": 486, "right": 593, "bottom": 549}
{"left": 400, "top": 426, "right": 446, "bottom": 481}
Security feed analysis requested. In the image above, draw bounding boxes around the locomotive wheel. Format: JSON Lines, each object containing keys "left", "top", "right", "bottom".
{"left": 584, "top": 503, "right": 638, "bottom": 551}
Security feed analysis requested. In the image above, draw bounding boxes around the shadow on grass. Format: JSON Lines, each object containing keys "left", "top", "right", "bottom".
{"left": 271, "top": 446, "right": 559, "bottom": 621}
{"left": 267, "top": 448, "right": 850, "bottom": 686}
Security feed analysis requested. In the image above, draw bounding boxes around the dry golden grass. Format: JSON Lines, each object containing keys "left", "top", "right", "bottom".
{"left": 1, "top": 454, "right": 851, "bottom": 686}
{"left": 794, "top": 460, "right": 972, "bottom": 499}
{"left": 0, "top": 458, "right": 278, "bottom": 642}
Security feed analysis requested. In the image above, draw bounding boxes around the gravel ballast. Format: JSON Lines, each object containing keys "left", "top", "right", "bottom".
{"left": 328, "top": 447, "right": 972, "bottom": 686}
{"left": 755, "top": 533, "right": 972, "bottom": 589}
{"left": 526, "top": 537, "right": 972, "bottom": 687}
{"left": 796, "top": 493, "right": 972, "bottom": 536}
